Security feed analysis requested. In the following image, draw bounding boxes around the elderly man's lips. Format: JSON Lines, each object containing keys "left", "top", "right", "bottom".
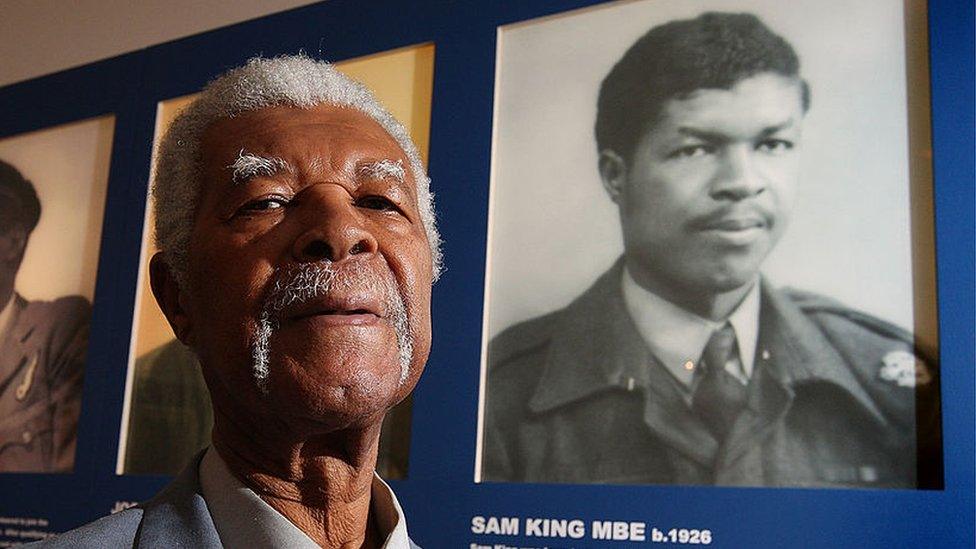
{"left": 290, "top": 310, "right": 382, "bottom": 326}
{"left": 283, "top": 294, "right": 386, "bottom": 323}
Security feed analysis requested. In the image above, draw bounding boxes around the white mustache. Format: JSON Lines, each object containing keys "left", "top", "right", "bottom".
{"left": 251, "top": 262, "right": 413, "bottom": 391}
{"left": 263, "top": 261, "right": 391, "bottom": 320}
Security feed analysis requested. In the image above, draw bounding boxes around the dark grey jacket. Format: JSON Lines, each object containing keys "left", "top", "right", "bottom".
{"left": 0, "top": 294, "right": 89, "bottom": 473}
{"left": 482, "top": 261, "right": 942, "bottom": 488}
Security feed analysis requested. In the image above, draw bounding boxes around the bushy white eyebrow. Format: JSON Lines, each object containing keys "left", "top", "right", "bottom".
{"left": 228, "top": 149, "right": 294, "bottom": 184}
{"left": 357, "top": 159, "right": 405, "bottom": 183}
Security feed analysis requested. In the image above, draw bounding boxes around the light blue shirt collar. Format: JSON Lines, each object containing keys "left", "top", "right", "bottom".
{"left": 199, "top": 446, "right": 413, "bottom": 548}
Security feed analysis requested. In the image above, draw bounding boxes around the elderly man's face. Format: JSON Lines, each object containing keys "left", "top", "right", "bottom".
{"left": 179, "top": 104, "right": 432, "bottom": 432}
{"left": 606, "top": 72, "right": 804, "bottom": 301}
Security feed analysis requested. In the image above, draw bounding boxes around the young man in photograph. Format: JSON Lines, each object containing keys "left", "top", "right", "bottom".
{"left": 0, "top": 159, "right": 90, "bottom": 473}
{"left": 483, "top": 12, "right": 941, "bottom": 489}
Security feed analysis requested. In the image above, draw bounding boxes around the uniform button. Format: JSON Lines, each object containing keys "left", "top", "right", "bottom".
{"left": 22, "top": 431, "right": 32, "bottom": 444}
{"left": 859, "top": 466, "right": 879, "bottom": 483}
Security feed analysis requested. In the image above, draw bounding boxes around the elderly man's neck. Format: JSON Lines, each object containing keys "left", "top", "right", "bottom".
{"left": 213, "top": 416, "right": 384, "bottom": 548}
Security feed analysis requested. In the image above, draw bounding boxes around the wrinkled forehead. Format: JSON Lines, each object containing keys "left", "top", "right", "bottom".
{"left": 195, "top": 105, "right": 415, "bottom": 194}
{"left": 191, "top": 104, "right": 422, "bottom": 221}
{"left": 202, "top": 104, "right": 405, "bottom": 159}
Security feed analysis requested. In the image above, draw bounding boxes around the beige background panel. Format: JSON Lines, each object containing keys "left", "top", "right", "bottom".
{"left": 131, "top": 44, "right": 435, "bottom": 357}
{"left": 338, "top": 45, "right": 435, "bottom": 163}
{"left": 133, "top": 95, "right": 196, "bottom": 356}
{"left": 0, "top": 116, "right": 114, "bottom": 301}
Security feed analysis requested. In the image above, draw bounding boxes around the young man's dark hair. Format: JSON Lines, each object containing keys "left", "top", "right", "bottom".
{"left": 0, "top": 159, "right": 42, "bottom": 235}
{"left": 595, "top": 11, "right": 811, "bottom": 162}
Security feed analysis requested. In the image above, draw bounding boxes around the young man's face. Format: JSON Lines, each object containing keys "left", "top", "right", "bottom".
{"left": 606, "top": 72, "right": 805, "bottom": 304}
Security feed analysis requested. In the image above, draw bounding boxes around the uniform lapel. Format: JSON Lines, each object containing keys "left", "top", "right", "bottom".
{"left": 0, "top": 296, "right": 31, "bottom": 398}
{"left": 758, "top": 282, "right": 886, "bottom": 424}
{"left": 527, "top": 261, "right": 717, "bottom": 468}
{"left": 527, "top": 263, "right": 630, "bottom": 412}
{"left": 641, "top": 351, "right": 718, "bottom": 467}
{"left": 717, "top": 280, "right": 888, "bottom": 471}
{"left": 714, "top": 352, "right": 792, "bottom": 477}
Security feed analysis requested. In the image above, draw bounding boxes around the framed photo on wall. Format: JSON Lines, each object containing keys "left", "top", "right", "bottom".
{"left": 477, "top": 0, "right": 940, "bottom": 490}
{"left": 0, "top": 116, "right": 114, "bottom": 474}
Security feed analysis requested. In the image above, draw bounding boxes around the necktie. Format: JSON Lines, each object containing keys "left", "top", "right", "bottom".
{"left": 692, "top": 323, "right": 747, "bottom": 441}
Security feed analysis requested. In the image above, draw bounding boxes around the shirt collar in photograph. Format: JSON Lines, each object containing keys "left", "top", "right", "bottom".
{"left": 621, "top": 267, "right": 760, "bottom": 388}
{"left": 0, "top": 292, "right": 17, "bottom": 341}
{"left": 199, "top": 446, "right": 413, "bottom": 549}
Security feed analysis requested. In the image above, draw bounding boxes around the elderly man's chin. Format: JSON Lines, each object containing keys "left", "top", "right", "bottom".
{"left": 260, "top": 327, "right": 414, "bottom": 428}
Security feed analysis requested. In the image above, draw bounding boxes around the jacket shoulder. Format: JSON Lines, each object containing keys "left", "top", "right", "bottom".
{"left": 26, "top": 508, "right": 142, "bottom": 548}
{"left": 485, "top": 310, "right": 563, "bottom": 419}
{"left": 783, "top": 288, "right": 942, "bottom": 487}
{"left": 488, "top": 309, "right": 561, "bottom": 372}
{"left": 784, "top": 288, "right": 938, "bottom": 412}
{"left": 20, "top": 295, "right": 92, "bottom": 350}
{"left": 785, "top": 288, "right": 916, "bottom": 344}
{"left": 483, "top": 311, "right": 563, "bottom": 481}
{"left": 784, "top": 287, "right": 935, "bottom": 381}
{"left": 22, "top": 295, "right": 92, "bottom": 326}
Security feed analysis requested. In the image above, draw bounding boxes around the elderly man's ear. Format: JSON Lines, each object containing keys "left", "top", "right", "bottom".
{"left": 149, "top": 252, "right": 194, "bottom": 346}
{"left": 598, "top": 150, "right": 628, "bottom": 204}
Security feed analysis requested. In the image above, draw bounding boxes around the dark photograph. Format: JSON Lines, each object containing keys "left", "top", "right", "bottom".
{"left": 0, "top": 117, "right": 112, "bottom": 473}
{"left": 478, "top": 0, "right": 940, "bottom": 489}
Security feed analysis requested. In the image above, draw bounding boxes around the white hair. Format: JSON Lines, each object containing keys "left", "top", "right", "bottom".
{"left": 153, "top": 55, "right": 442, "bottom": 287}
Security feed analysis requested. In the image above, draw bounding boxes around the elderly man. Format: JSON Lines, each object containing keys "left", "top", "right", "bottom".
{"left": 483, "top": 12, "right": 941, "bottom": 488}
{"left": 0, "top": 160, "right": 89, "bottom": 473}
{"left": 38, "top": 55, "right": 439, "bottom": 548}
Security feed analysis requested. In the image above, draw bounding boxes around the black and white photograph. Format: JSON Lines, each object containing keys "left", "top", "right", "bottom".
{"left": 0, "top": 116, "right": 113, "bottom": 473}
{"left": 477, "top": 0, "right": 941, "bottom": 489}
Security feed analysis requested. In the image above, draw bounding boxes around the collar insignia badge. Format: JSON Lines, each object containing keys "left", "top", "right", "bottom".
{"left": 879, "top": 349, "right": 930, "bottom": 388}
{"left": 14, "top": 353, "right": 39, "bottom": 401}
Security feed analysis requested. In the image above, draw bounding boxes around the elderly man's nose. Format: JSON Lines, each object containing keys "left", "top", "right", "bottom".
{"left": 293, "top": 187, "right": 378, "bottom": 262}
{"left": 711, "top": 147, "right": 766, "bottom": 200}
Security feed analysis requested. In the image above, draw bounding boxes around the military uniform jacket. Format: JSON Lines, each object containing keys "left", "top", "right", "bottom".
{"left": 123, "top": 340, "right": 213, "bottom": 475}
{"left": 0, "top": 294, "right": 90, "bottom": 472}
{"left": 482, "top": 263, "right": 941, "bottom": 488}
